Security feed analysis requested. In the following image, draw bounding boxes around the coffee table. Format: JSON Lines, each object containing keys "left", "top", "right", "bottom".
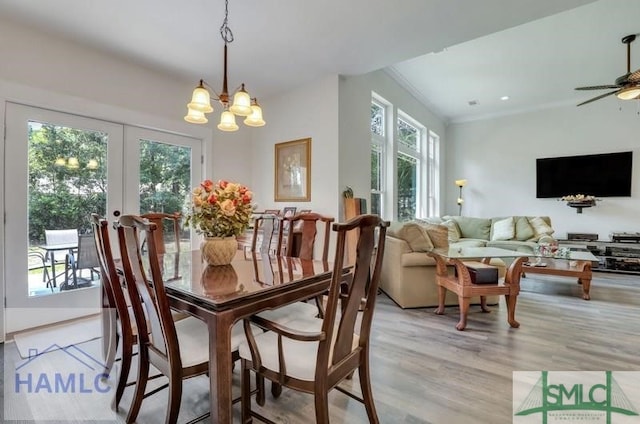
{"left": 521, "top": 250, "right": 599, "bottom": 300}
{"left": 428, "top": 247, "right": 530, "bottom": 331}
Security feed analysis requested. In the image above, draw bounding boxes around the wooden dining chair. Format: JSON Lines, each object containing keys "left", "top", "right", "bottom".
{"left": 90, "top": 214, "right": 137, "bottom": 412}
{"left": 254, "top": 213, "right": 324, "bottom": 326}
{"left": 279, "top": 212, "right": 334, "bottom": 261}
{"left": 116, "top": 214, "right": 251, "bottom": 424}
{"left": 239, "top": 215, "right": 389, "bottom": 423}
{"left": 140, "top": 212, "right": 182, "bottom": 255}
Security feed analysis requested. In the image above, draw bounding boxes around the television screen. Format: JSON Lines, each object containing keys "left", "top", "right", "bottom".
{"left": 536, "top": 151, "right": 633, "bottom": 198}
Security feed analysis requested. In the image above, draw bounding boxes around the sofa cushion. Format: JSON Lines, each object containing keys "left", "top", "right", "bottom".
{"left": 528, "top": 216, "right": 554, "bottom": 238}
{"left": 415, "top": 217, "right": 443, "bottom": 225}
{"left": 442, "top": 220, "right": 461, "bottom": 242}
{"left": 445, "top": 216, "right": 491, "bottom": 240}
{"left": 491, "top": 217, "right": 515, "bottom": 241}
{"left": 486, "top": 240, "right": 537, "bottom": 253}
{"left": 450, "top": 239, "right": 487, "bottom": 249}
{"left": 424, "top": 224, "right": 449, "bottom": 248}
{"left": 514, "top": 216, "right": 535, "bottom": 241}
{"left": 401, "top": 252, "right": 437, "bottom": 267}
{"left": 389, "top": 222, "right": 434, "bottom": 252}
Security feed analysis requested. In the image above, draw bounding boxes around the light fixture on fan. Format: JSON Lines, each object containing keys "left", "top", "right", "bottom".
{"left": 184, "top": 0, "right": 265, "bottom": 131}
{"left": 616, "top": 85, "right": 640, "bottom": 100}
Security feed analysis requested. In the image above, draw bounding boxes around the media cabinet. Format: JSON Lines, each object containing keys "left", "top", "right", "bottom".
{"left": 557, "top": 239, "right": 640, "bottom": 275}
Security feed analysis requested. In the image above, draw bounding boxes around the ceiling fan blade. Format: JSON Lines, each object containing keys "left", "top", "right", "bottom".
{"left": 575, "top": 85, "right": 620, "bottom": 91}
{"left": 576, "top": 90, "right": 619, "bottom": 107}
{"left": 628, "top": 69, "right": 640, "bottom": 83}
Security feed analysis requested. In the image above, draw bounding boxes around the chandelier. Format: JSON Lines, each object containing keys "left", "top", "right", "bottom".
{"left": 184, "top": 0, "right": 265, "bottom": 131}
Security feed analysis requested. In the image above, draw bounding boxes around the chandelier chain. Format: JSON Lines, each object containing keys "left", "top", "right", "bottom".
{"left": 220, "top": 0, "right": 234, "bottom": 44}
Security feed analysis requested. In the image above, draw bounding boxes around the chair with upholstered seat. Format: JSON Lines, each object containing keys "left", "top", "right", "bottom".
{"left": 239, "top": 214, "right": 389, "bottom": 423}
{"left": 140, "top": 212, "right": 182, "bottom": 254}
{"left": 90, "top": 214, "right": 137, "bottom": 412}
{"left": 116, "top": 214, "right": 249, "bottom": 424}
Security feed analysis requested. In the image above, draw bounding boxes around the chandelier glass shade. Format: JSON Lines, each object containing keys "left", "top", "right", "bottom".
{"left": 184, "top": 0, "right": 264, "bottom": 131}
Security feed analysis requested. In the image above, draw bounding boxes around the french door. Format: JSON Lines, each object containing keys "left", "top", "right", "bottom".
{"left": 4, "top": 103, "right": 201, "bottom": 333}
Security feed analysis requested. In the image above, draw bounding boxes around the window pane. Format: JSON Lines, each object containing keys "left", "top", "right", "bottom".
{"left": 371, "top": 144, "right": 382, "bottom": 191}
{"left": 371, "top": 102, "right": 384, "bottom": 136}
{"left": 139, "top": 139, "right": 192, "bottom": 250}
{"left": 397, "top": 152, "right": 417, "bottom": 222}
{"left": 371, "top": 193, "right": 381, "bottom": 216}
{"left": 28, "top": 121, "right": 107, "bottom": 295}
{"left": 398, "top": 118, "right": 418, "bottom": 150}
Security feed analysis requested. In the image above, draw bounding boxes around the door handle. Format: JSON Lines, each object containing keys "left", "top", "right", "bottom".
{"left": 113, "top": 210, "right": 121, "bottom": 217}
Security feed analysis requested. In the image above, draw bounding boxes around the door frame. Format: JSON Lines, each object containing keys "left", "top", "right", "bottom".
{"left": 0, "top": 80, "right": 211, "bottom": 339}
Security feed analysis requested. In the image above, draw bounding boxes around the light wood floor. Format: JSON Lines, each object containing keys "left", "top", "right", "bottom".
{"left": 2, "top": 271, "right": 639, "bottom": 423}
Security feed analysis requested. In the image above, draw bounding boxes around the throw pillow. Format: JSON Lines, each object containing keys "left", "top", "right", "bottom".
{"left": 424, "top": 224, "right": 449, "bottom": 248}
{"left": 395, "top": 223, "right": 434, "bottom": 252}
{"left": 529, "top": 216, "right": 554, "bottom": 237}
{"left": 514, "top": 216, "right": 535, "bottom": 241}
{"left": 491, "top": 217, "right": 515, "bottom": 241}
{"left": 442, "top": 220, "right": 461, "bottom": 243}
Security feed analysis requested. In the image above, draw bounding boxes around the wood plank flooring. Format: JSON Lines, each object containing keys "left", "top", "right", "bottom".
{"left": 2, "top": 271, "right": 639, "bottom": 423}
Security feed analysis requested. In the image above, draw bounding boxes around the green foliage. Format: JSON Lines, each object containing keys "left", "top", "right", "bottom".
{"left": 27, "top": 124, "right": 191, "bottom": 245}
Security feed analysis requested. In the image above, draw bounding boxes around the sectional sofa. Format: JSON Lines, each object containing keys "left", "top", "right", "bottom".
{"left": 379, "top": 215, "right": 556, "bottom": 308}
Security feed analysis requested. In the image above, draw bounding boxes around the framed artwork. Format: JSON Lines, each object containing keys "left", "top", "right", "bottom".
{"left": 275, "top": 138, "right": 311, "bottom": 202}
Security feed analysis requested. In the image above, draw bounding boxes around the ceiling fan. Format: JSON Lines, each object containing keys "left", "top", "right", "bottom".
{"left": 575, "top": 33, "right": 640, "bottom": 106}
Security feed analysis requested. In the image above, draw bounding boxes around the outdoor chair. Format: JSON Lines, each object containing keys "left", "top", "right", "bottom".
{"left": 64, "top": 233, "right": 101, "bottom": 290}
{"left": 239, "top": 215, "right": 389, "bottom": 423}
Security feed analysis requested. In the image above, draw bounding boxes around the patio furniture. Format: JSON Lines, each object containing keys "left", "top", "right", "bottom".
{"left": 63, "top": 233, "right": 100, "bottom": 290}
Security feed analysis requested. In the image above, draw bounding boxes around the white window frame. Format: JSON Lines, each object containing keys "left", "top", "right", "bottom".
{"left": 396, "top": 110, "right": 426, "bottom": 220}
{"left": 371, "top": 94, "right": 389, "bottom": 218}
{"left": 427, "top": 130, "right": 440, "bottom": 217}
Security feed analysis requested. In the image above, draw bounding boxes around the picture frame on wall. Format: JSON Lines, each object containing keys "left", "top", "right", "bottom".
{"left": 274, "top": 138, "right": 311, "bottom": 202}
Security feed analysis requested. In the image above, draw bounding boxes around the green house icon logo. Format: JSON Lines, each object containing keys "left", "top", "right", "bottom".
{"left": 515, "top": 371, "right": 639, "bottom": 424}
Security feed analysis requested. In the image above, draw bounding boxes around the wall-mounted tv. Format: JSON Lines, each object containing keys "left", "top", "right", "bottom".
{"left": 536, "top": 151, "right": 633, "bottom": 198}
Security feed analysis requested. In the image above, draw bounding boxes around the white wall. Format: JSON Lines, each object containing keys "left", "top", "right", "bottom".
{"left": 250, "top": 75, "right": 340, "bottom": 219}
{"left": 446, "top": 100, "right": 640, "bottom": 240}
{"left": 338, "top": 70, "right": 447, "bottom": 220}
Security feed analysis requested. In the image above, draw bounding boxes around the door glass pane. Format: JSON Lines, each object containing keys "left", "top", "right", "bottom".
{"left": 397, "top": 152, "right": 417, "bottom": 222}
{"left": 28, "top": 121, "right": 107, "bottom": 296}
{"left": 139, "top": 139, "right": 192, "bottom": 252}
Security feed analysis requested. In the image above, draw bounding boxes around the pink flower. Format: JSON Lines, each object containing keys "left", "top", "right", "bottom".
{"left": 207, "top": 194, "right": 217, "bottom": 204}
{"left": 201, "top": 179, "right": 214, "bottom": 192}
{"left": 218, "top": 180, "right": 228, "bottom": 189}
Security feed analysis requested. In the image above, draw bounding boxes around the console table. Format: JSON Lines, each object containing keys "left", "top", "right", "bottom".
{"left": 557, "top": 239, "right": 640, "bottom": 275}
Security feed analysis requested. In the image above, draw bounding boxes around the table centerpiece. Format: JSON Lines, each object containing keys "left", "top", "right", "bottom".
{"left": 185, "top": 179, "right": 254, "bottom": 265}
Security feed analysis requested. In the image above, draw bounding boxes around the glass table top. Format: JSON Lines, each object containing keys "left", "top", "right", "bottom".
{"left": 430, "top": 246, "right": 598, "bottom": 262}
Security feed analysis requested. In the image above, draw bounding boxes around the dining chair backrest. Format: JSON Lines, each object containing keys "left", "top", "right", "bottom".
{"left": 281, "top": 212, "right": 334, "bottom": 261}
{"left": 90, "top": 213, "right": 136, "bottom": 408}
{"left": 251, "top": 214, "right": 280, "bottom": 255}
{"left": 321, "top": 215, "right": 388, "bottom": 369}
{"left": 140, "top": 212, "right": 181, "bottom": 255}
{"left": 116, "top": 214, "right": 181, "bottom": 369}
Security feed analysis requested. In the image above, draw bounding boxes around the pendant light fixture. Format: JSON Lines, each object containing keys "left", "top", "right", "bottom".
{"left": 184, "top": 0, "right": 265, "bottom": 131}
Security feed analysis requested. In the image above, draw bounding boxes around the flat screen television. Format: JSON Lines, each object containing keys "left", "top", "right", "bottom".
{"left": 536, "top": 151, "right": 633, "bottom": 198}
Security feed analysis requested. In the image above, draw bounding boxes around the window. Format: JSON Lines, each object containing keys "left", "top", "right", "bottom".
{"left": 396, "top": 113, "right": 422, "bottom": 221}
{"left": 370, "top": 94, "right": 440, "bottom": 221}
{"left": 370, "top": 97, "right": 387, "bottom": 216}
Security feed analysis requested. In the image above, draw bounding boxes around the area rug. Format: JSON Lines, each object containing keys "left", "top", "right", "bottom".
{"left": 12, "top": 314, "right": 102, "bottom": 359}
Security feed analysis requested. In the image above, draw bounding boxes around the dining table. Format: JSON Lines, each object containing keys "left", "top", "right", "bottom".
{"left": 159, "top": 249, "right": 346, "bottom": 423}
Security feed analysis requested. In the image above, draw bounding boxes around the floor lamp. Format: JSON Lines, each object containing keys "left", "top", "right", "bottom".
{"left": 455, "top": 179, "right": 467, "bottom": 215}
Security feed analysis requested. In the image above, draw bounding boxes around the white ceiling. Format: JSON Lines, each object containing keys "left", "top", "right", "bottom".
{"left": 2, "top": 0, "right": 626, "bottom": 124}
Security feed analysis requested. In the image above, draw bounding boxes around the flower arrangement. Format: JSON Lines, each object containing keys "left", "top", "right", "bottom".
{"left": 185, "top": 179, "right": 254, "bottom": 238}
